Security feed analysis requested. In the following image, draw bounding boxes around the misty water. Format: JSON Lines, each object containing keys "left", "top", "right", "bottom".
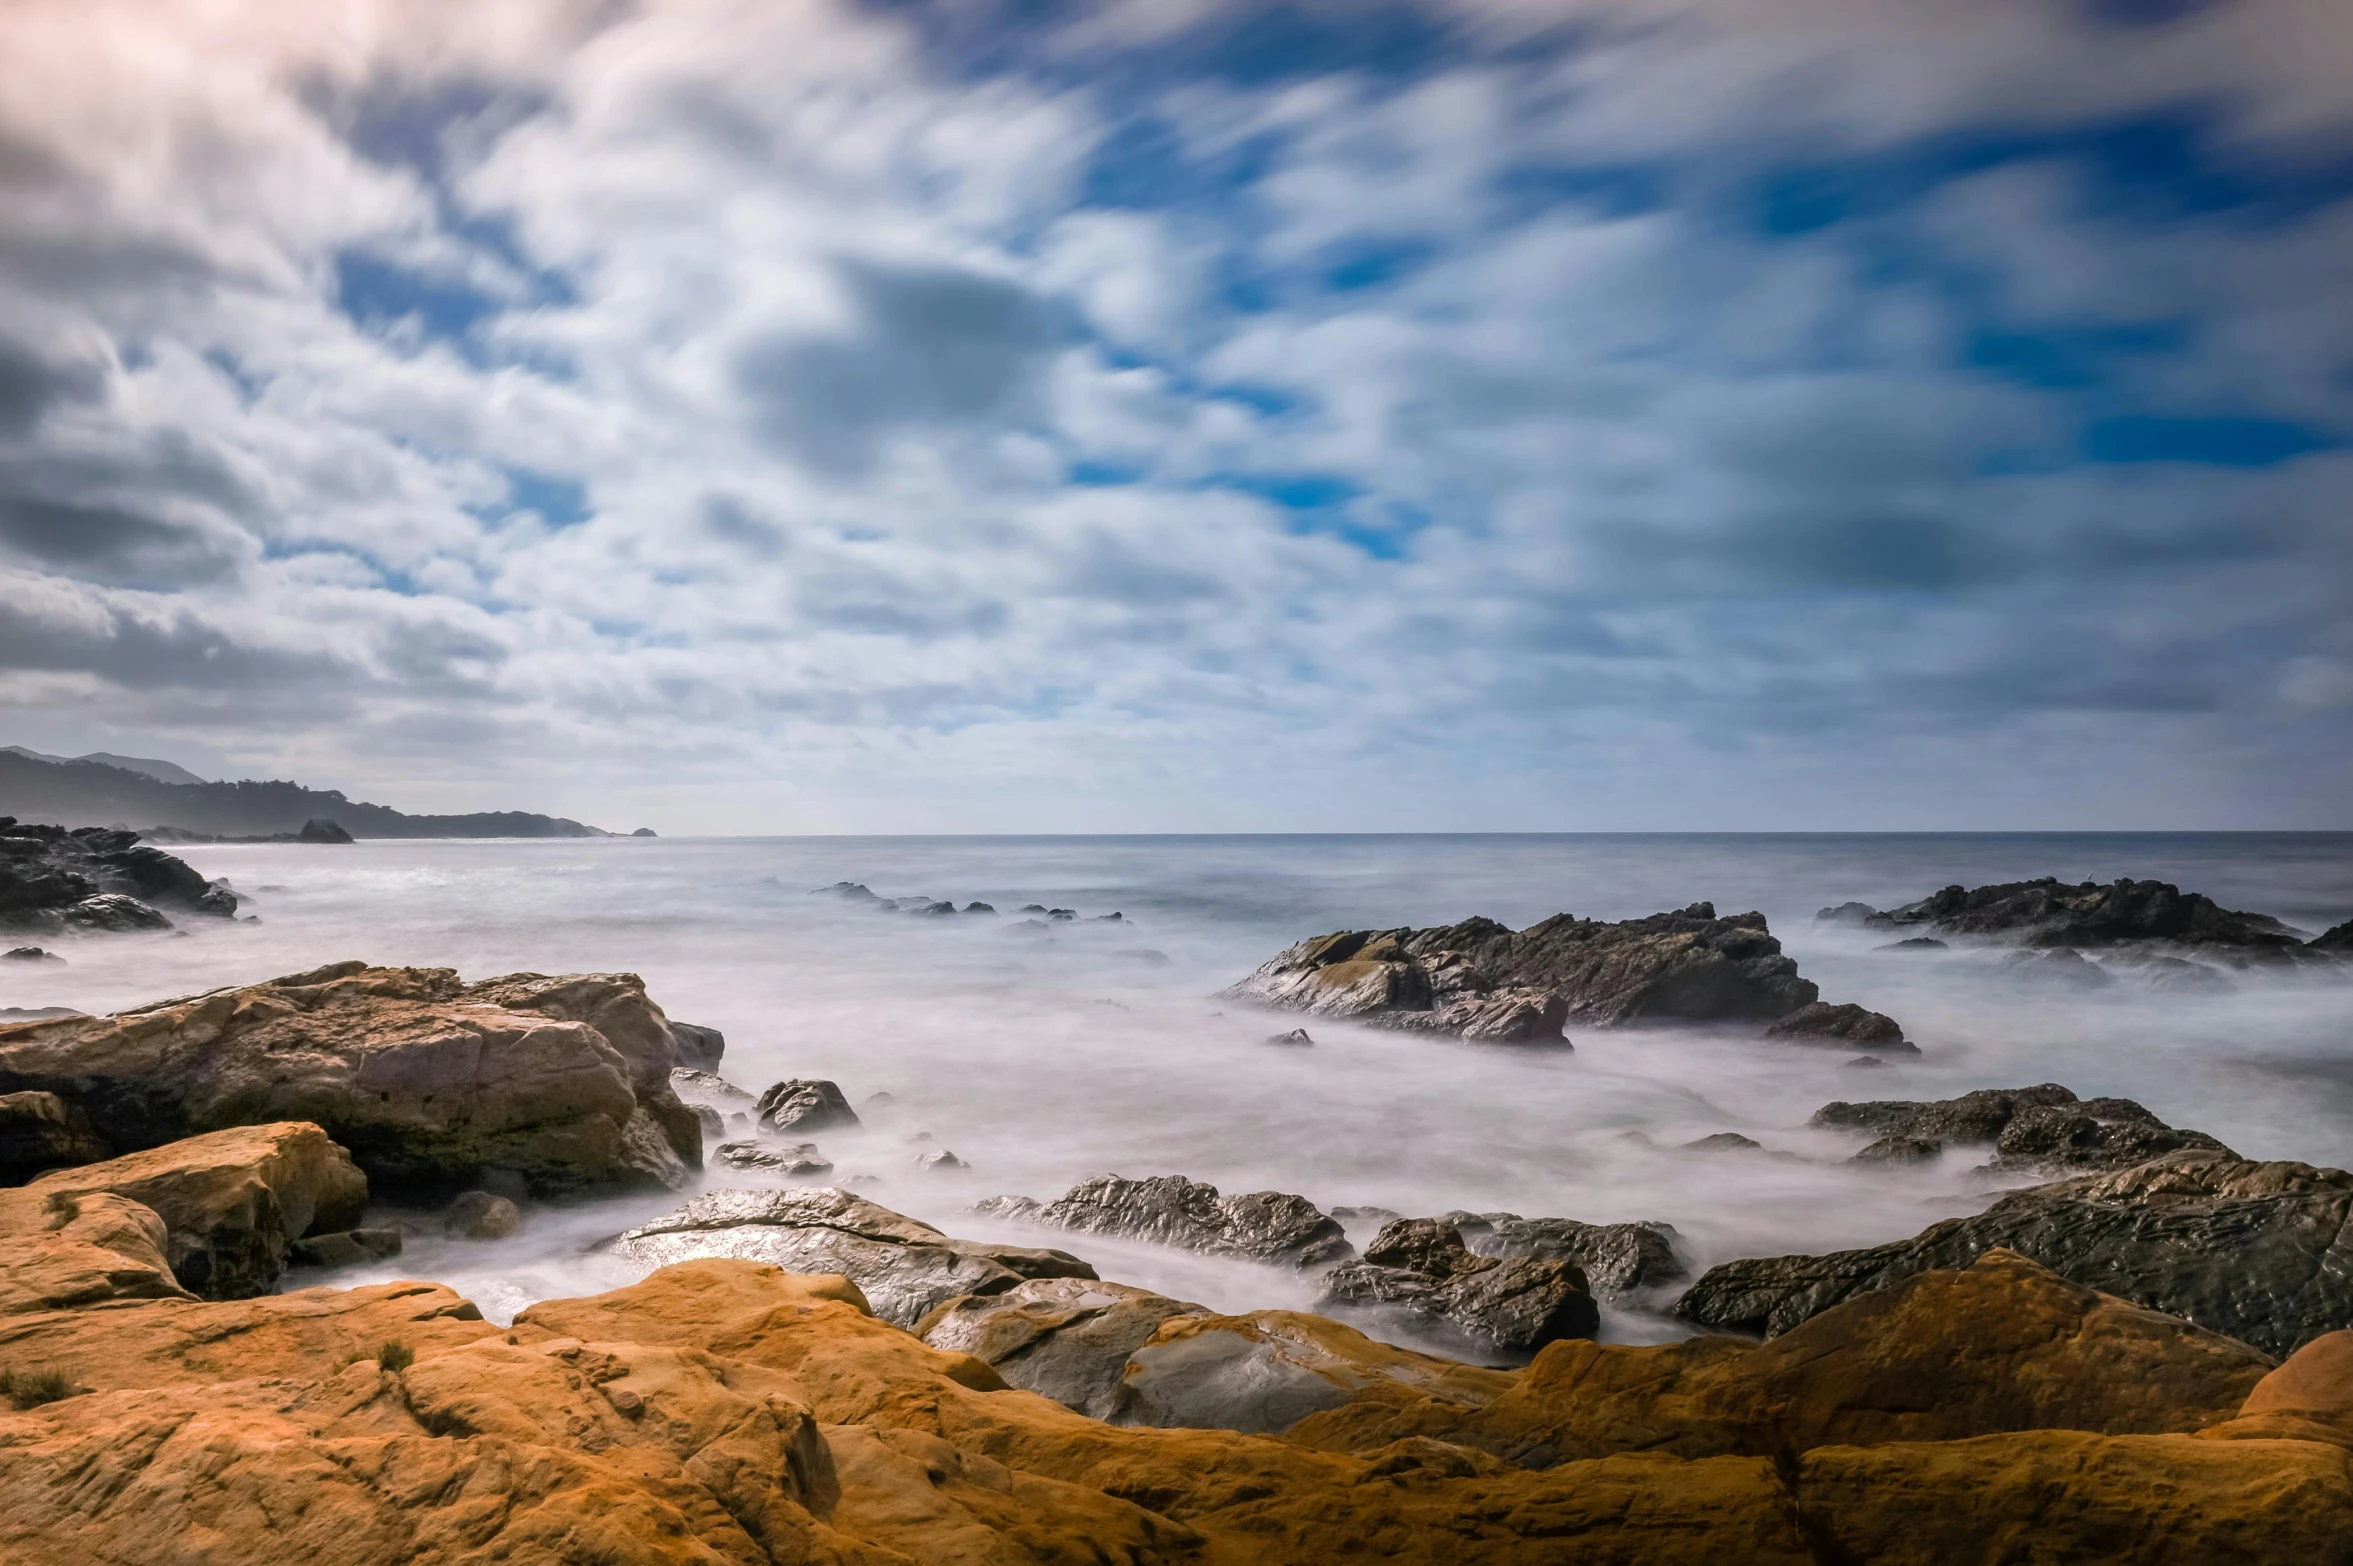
{"left": 6, "top": 833, "right": 2351, "bottom": 1345}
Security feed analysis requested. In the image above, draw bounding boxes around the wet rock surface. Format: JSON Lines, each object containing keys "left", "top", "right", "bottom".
{"left": 607, "top": 1186, "right": 1095, "bottom": 1327}
{"left": 1224, "top": 903, "right": 1878, "bottom": 1042}
{"left": 1675, "top": 1149, "right": 2353, "bottom": 1356}
{"left": 755, "top": 1077, "right": 861, "bottom": 1135}
{"left": 715, "top": 1140, "right": 835, "bottom": 1177}
{"left": 0, "top": 820, "right": 235, "bottom": 934}
{"left": 916, "top": 1276, "right": 1211, "bottom": 1418}
{"left": 1809, "top": 1082, "right": 2232, "bottom": 1174}
{"left": 0, "top": 962, "right": 702, "bottom": 1198}
{"left": 977, "top": 1173, "right": 1354, "bottom": 1269}
{"left": 1318, "top": 1218, "right": 1599, "bottom": 1360}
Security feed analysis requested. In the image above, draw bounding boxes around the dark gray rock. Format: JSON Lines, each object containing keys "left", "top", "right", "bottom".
{"left": 815, "top": 881, "right": 882, "bottom": 903}
{"left": 756, "top": 1079, "right": 860, "bottom": 1135}
{"left": 982, "top": 1174, "right": 1353, "bottom": 1269}
{"left": 715, "top": 1140, "right": 834, "bottom": 1178}
{"left": 1866, "top": 876, "right": 2312, "bottom": 953}
{"left": 963, "top": 902, "right": 996, "bottom": 914}
{"left": 1764, "top": 1001, "right": 1916, "bottom": 1053}
{"left": 61, "top": 893, "right": 172, "bottom": 932}
{"left": 288, "top": 1227, "right": 404, "bottom": 1268}
{"left": 296, "top": 818, "right": 354, "bottom": 844}
{"left": 1318, "top": 1218, "right": 1598, "bottom": 1360}
{"left": 2313, "top": 918, "right": 2353, "bottom": 953}
{"left": 1876, "top": 937, "right": 1948, "bottom": 951}
{"left": 1441, "top": 1212, "right": 1687, "bottom": 1302}
{"left": 1815, "top": 902, "right": 1883, "bottom": 924}
{"left": 0, "top": 1089, "right": 109, "bottom": 1181}
{"left": 1222, "top": 903, "right": 1859, "bottom": 1043}
{"left": 443, "top": 1190, "right": 522, "bottom": 1239}
{"left": 608, "top": 1188, "right": 1095, "bottom": 1327}
{"left": 914, "top": 1149, "right": 969, "bottom": 1173}
{"left": 1264, "top": 1028, "right": 1315, "bottom": 1047}
{"left": 2, "top": 946, "right": 61, "bottom": 963}
{"left": 1681, "top": 1132, "right": 1763, "bottom": 1154}
{"left": 668, "top": 1021, "right": 725, "bottom": 1071}
{"left": 1674, "top": 1151, "right": 2353, "bottom": 1357}
{"left": 1809, "top": 1083, "right": 2229, "bottom": 1175}
{"left": 916, "top": 1277, "right": 1209, "bottom": 1419}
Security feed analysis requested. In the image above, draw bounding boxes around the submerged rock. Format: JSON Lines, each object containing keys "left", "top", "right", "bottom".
{"left": 981, "top": 1174, "right": 1353, "bottom": 1269}
{"left": 0, "top": 962, "right": 702, "bottom": 1198}
{"left": 296, "top": 818, "right": 354, "bottom": 844}
{"left": 755, "top": 1078, "right": 861, "bottom": 1135}
{"left": 287, "top": 1226, "right": 403, "bottom": 1268}
{"left": 715, "top": 1141, "right": 835, "bottom": 1178}
{"left": 2, "top": 946, "right": 62, "bottom": 963}
{"left": 608, "top": 1187, "right": 1096, "bottom": 1327}
{"left": 1318, "top": 1218, "right": 1598, "bottom": 1360}
{"left": 441, "top": 1190, "right": 521, "bottom": 1240}
{"left": 1997, "top": 947, "right": 2118, "bottom": 989}
{"left": 1810, "top": 1082, "right": 2230, "bottom": 1174}
{"left": 1222, "top": 903, "right": 1870, "bottom": 1044}
{"left": 1675, "top": 1149, "right": 2353, "bottom": 1356}
{"left": 917, "top": 1276, "right": 1210, "bottom": 1419}
{"left": 1763, "top": 1001, "right": 1914, "bottom": 1052}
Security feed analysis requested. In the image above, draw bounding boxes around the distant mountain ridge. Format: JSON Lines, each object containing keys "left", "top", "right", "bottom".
{"left": 1, "top": 746, "right": 210, "bottom": 787}
{"left": 0, "top": 748, "right": 610, "bottom": 839}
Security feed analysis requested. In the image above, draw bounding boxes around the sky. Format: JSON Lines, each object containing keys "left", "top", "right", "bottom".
{"left": 0, "top": 0, "right": 2349, "bottom": 833}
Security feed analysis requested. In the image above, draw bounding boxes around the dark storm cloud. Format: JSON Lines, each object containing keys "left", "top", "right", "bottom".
{"left": 0, "top": 594, "right": 344, "bottom": 692}
{"left": 734, "top": 259, "right": 1066, "bottom": 475}
{"left": 0, "top": 335, "right": 102, "bottom": 437}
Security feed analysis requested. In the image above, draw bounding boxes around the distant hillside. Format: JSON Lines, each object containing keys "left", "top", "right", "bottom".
{"left": 1, "top": 745, "right": 209, "bottom": 787}
{"left": 0, "top": 749, "right": 610, "bottom": 838}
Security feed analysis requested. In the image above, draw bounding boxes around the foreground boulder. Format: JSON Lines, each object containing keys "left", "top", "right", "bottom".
{"left": 0, "top": 962, "right": 703, "bottom": 1198}
{"left": 917, "top": 1276, "right": 1211, "bottom": 1418}
{"left": 1850, "top": 876, "right": 2316, "bottom": 955}
{"left": 0, "top": 819, "right": 234, "bottom": 933}
{"left": 5, "top": 1122, "right": 364, "bottom": 1302}
{"left": 606, "top": 1187, "right": 1095, "bottom": 1327}
{"left": 975, "top": 1173, "right": 1354, "bottom": 1268}
{"left": 1676, "top": 1150, "right": 2353, "bottom": 1356}
{"left": 756, "top": 1077, "right": 860, "bottom": 1134}
{"left": 1223, "top": 903, "right": 1881, "bottom": 1043}
{"left": 1318, "top": 1218, "right": 1599, "bottom": 1359}
{"left": 1294, "top": 1250, "right": 2273, "bottom": 1464}
{"left": 1810, "top": 1082, "right": 2231, "bottom": 1174}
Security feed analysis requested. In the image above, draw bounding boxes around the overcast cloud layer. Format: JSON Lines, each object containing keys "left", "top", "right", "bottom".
{"left": 1, "top": 0, "right": 2348, "bottom": 831}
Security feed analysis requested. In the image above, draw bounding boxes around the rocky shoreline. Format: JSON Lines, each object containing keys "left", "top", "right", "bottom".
{"left": 5, "top": 902, "right": 2353, "bottom": 1559}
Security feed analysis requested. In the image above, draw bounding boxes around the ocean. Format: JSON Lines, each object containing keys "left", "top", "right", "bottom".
{"left": 7, "top": 832, "right": 2351, "bottom": 1338}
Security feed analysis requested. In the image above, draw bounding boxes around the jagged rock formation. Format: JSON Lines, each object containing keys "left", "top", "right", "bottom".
{"left": 0, "top": 962, "right": 703, "bottom": 1197}
{"left": 1676, "top": 1149, "right": 2353, "bottom": 1356}
{"left": 1764, "top": 1000, "right": 1915, "bottom": 1052}
{"left": 1318, "top": 1218, "right": 1599, "bottom": 1359}
{"left": 0, "top": 819, "right": 234, "bottom": 933}
{"left": 1224, "top": 903, "right": 1885, "bottom": 1045}
{"left": 756, "top": 1078, "right": 860, "bottom": 1134}
{"left": 607, "top": 1187, "right": 1096, "bottom": 1327}
{"left": 1810, "top": 1082, "right": 2232, "bottom": 1174}
{"left": 1847, "top": 876, "right": 2318, "bottom": 953}
{"left": 973, "top": 1174, "right": 1354, "bottom": 1269}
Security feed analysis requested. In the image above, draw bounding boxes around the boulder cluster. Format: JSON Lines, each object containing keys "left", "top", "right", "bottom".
{"left": 1222, "top": 902, "right": 1910, "bottom": 1049}
{"left": 0, "top": 819, "right": 237, "bottom": 933}
{"left": 9, "top": 961, "right": 2353, "bottom": 1559}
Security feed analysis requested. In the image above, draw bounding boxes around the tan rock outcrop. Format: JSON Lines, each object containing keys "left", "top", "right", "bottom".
{"left": 0, "top": 963, "right": 701, "bottom": 1197}
{"left": 1289, "top": 1249, "right": 2271, "bottom": 1463}
{"left": 0, "top": 1130, "right": 2347, "bottom": 1564}
{"left": 24, "top": 1121, "right": 367, "bottom": 1299}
